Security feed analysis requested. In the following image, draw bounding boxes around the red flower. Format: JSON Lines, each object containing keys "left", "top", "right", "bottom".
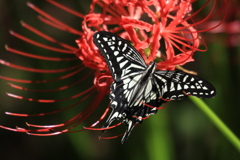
{"left": 0, "top": 0, "right": 228, "bottom": 140}
{"left": 200, "top": 2, "right": 239, "bottom": 47}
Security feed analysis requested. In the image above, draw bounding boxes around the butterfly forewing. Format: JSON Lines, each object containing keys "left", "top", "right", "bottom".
{"left": 154, "top": 71, "right": 216, "bottom": 100}
{"left": 93, "top": 31, "right": 147, "bottom": 82}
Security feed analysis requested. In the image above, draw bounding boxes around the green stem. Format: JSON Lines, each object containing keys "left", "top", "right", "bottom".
{"left": 146, "top": 109, "right": 174, "bottom": 160}
{"left": 189, "top": 96, "right": 240, "bottom": 152}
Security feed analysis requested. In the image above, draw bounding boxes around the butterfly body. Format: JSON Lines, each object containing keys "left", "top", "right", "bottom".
{"left": 93, "top": 31, "right": 216, "bottom": 143}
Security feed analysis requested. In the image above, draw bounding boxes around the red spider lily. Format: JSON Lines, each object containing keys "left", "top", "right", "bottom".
{"left": 0, "top": 0, "right": 228, "bottom": 141}
{"left": 200, "top": 2, "right": 239, "bottom": 47}
{"left": 201, "top": 20, "right": 240, "bottom": 47}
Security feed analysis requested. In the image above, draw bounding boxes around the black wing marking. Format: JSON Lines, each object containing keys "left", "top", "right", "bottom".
{"left": 93, "top": 31, "right": 147, "bottom": 82}
{"left": 154, "top": 70, "right": 216, "bottom": 100}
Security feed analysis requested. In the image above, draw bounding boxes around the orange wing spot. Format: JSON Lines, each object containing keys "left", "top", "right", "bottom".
{"left": 132, "top": 115, "right": 150, "bottom": 120}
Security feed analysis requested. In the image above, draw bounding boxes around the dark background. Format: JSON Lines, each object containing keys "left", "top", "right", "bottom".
{"left": 0, "top": 0, "right": 239, "bottom": 159}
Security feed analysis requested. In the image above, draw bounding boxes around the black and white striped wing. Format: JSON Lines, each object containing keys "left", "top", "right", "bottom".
{"left": 93, "top": 31, "right": 149, "bottom": 142}
{"left": 93, "top": 31, "right": 147, "bottom": 82}
{"left": 154, "top": 70, "right": 216, "bottom": 100}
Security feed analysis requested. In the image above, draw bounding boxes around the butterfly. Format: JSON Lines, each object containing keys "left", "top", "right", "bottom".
{"left": 93, "top": 31, "right": 216, "bottom": 144}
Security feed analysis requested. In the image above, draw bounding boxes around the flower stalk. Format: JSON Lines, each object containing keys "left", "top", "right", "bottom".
{"left": 189, "top": 96, "right": 240, "bottom": 152}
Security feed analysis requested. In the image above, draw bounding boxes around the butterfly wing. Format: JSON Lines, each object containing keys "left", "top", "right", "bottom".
{"left": 93, "top": 31, "right": 147, "bottom": 82}
{"left": 154, "top": 70, "right": 216, "bottom": 100}
{"left": 93, "top": 31, "right": 149, "bottom": 143}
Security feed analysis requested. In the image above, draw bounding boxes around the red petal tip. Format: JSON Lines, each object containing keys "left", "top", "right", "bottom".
{"left": 4, "top": 45, "right": 8, "bottom": 50}
{"left": 6, "top": 93, "right": 23, "bottom": 99}
{"left": 9, "top": 30, "right": 14, "bottom": 35}
{"left": 27, "top": 2, "right": 34, "bottom": 8}
{"left": 5, "top": 112, "right": 11, "bottom": 115}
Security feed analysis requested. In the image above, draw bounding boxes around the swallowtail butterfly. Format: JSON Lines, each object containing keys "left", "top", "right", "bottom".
{"left": 93, "top": 31, "right": 216, "bottom": 144}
